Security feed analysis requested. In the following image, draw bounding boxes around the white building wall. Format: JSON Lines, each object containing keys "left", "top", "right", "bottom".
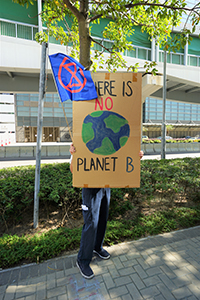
{"left": 0, "top": 94, "right": 16, "bottom": 144}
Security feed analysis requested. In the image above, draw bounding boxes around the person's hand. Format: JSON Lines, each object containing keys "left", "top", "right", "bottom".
{"left": 70, "top": 143, "right": 76, "bottom": 155}
{"left": 139, "top": 150, "right": 144, "bottom": 159}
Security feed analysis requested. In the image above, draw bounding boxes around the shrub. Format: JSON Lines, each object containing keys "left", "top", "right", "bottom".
{"left": 1, "top": 158, "right": 200, "bottom": 268}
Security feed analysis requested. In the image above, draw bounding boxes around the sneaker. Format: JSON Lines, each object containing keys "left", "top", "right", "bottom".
{"left": 93, "top": 248, "right": 110, "bottom": 260}
{"left": 76, "top": 260, "right": 94, "bottom": 279}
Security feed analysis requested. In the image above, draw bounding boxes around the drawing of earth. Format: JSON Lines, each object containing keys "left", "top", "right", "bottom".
{"left": 82, "top": 111, "right": 130, "bottom": 155}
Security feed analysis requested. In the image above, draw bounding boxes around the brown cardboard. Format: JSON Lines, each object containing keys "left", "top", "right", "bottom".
{"left": 72, "top": 72, "right": 142, "bottom": 188}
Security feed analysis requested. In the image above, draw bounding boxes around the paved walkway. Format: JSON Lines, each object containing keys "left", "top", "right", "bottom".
{"left": 1, "top": 226, "right": 200, "bottom": 300}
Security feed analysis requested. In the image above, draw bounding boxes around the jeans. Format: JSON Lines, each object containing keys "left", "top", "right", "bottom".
{"left": 77, "top": 188, "right": 110, "bottom": 266}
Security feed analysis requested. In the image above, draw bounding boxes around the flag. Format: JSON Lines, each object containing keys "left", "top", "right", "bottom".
{"left": 49, "top": 53, "right": 98, "bottom": 102}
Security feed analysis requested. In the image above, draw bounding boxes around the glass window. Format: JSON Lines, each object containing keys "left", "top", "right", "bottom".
{"left": 30, "top": 96, "right": 38, "bottom": 102}
{"left": 156, "top": 113, "right": 163, "bottom": 119}
{"left": 171, "top": 114, "right": 178, "bottom": 120}
{"left": 148, "top": 50, "right": 151, "bottom": 61}
{"left": 184, "top": 114, "right": 190, "bottom": 121}
{"left": 16, "top": 94, "right": 29, "bottom": 100}
{"left": 30, "top": 107, "right": 38, "bottom": 112}
{"left": 0, "top": 21, "right": 16, "bottom": 37}
{"left": 178, "top": 114, "right": 184, "bottom": 120}
{"left": 30, "top": 112, "right": 38, "bottom": 117}
{"left": 149, "top": 112, "right": 156, "bottom": 119}
{"left": 17, "top": 24, "right": 32, "bottom": 40}
{"left": 138, "top": 48, "right": 147, "bottom": 60}
{"left": 54, "top": 112, "right": 64, "bottom": 117}
{"left": 189, "top": 56, "right": 198, "bottom": 66}
{"left": 104, "top": 41, "right": 113, "bottom": 53}
{"left": 48, "top": 35, "right": 61, "bottom": 45}
{"left": 33, "top": 27, "right": 38, "bottom": 40}
{"left": 92, "top": 39, "right": 102, "bottom": 51}
{"left": 45, "top": 95, "right": 53, "bottom": 102}
{"left": 44, "top": 107, "right": 53, "bottom": 112}
{"left": 54, "top": 108, "right": 64, "bottom": 113}
{"left": 16, "top": 101, "right": 24, "bottom": 106}
{"left": 17, "top": 112, "right": 29, "bottom": 116}
{"left": 191, "top": 114, "right": 197, "bottom": 121}
{"left": 126, "top": 48, "right": 136, "bottom": 58}
{"left": 172, "top": 53, "right": 182, "bottom": 65}
{"left": 171, "top": 103, "right": 178, "bottom": 109}
{"left": 43, "top": 112, "right": 53, "bottom": 117}
{"left": 159, "top": 52, "right": 163, "bottom": 62}
{"left": 17, "top": 107, "right": 29, "bottom": 112}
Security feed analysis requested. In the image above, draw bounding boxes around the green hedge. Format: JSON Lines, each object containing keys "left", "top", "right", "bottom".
{"left": 1, "top": 158, "right": 200, "bottom": 226}
{"left": 143, "top": 139, "right": 200, "bottom": 144}
{"left": 1, "top": 158, "right": 200, "bottom": 268}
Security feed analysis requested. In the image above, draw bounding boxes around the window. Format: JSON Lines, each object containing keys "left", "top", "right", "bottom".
{"left": 0, "top": 21, "right": 15, "bottom": 37}
{"left": 17, "top": 24, "right": 32, "bottom": 40}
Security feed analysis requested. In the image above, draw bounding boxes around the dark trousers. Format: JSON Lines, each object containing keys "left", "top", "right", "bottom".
{"left": 78, "top": 188, "right": 110, "bottom": 266}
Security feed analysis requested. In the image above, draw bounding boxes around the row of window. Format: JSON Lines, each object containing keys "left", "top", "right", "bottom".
{"left": 15, "top": 94, "right": 200, "bottom": 125}
{"left": 145, "top": 98, "right": 200, "bottom": 123}
{"left": 17, "top": 116, "right": 72, "bottom": 127}
{"left": 16, "top": 94, "right": 72, "bottom": 118}
{"left": 1, "top": 19, "right": 200, "bottom": 67}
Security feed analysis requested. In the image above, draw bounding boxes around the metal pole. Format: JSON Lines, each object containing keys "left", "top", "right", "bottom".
{"left": 33, "top": 42, "right": 47, "bottom": 229}
{"left": 37, "top": 0, "right": 43, "bottom": 32}
{"left": 161, "top": 50, "right": 167, "bottom": 159}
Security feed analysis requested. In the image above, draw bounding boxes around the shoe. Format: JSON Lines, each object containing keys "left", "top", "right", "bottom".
{"left": 76, "top": 260, "right": 94, "bottom": 279}
{"left": 93, "top": 248, "right": 110, "bottom": 260}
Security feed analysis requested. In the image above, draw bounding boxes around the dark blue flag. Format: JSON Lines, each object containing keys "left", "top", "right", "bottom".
{"left": 49, "top": 53, "right": 98, "bottom": 102}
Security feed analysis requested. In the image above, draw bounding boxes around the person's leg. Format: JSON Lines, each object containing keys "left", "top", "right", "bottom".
{"left": 94, "top": 188, "right": 110, "bottom": 253}
{"left": 78, "top": 188, "right": 102, "bottom": 266}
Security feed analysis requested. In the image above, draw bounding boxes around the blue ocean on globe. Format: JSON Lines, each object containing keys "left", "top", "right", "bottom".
{"left": 82, "top": 111, "right": 130, "bottom": 155}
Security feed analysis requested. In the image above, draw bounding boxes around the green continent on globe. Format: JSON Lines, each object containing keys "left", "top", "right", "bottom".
{"left": 90, "top": 111, "right": 103, "bottom": 117}
{"left": 82, "top": 122, "right": 94, "bottom": 144}
{"left": 120, "top": 136, "right": 128, "bottom": 147}
{"left": 93, "top": 137, "right": 115, "bottom": 155}
{"left": 104, "top": 114, "right": 128, "bottom": 133}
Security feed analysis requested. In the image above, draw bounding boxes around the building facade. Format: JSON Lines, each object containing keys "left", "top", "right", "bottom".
{"left": 1, "top": 0, "right": 200, "bottom": 143}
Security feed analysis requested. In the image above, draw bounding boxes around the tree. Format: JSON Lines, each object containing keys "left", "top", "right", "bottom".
{"left": 14, "top": 0, "right": 200, "bottom": 71}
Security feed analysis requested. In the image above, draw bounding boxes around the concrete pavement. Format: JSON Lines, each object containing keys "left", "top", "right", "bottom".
{"left": 1, "top": 226, "right": 200, "bottom": 299}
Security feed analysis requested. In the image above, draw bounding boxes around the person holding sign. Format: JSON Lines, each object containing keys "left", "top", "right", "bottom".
{"left": 70, "top": 143, "right": 143, "bottom": 279}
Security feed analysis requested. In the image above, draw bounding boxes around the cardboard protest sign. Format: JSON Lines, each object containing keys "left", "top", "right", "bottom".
{"left": 72, "top": 72, "right": 142, "bottom": 188}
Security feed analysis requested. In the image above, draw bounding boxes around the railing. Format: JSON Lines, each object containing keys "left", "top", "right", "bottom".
{"left": 92, "top": 36, "right": 151, "bottom": 61}
{"left": 1, "top": 18, "right": 200, "bottom": 67}
{"left": 0, "top": 18, "right": 152, "bottom": 61}
{"left": 187, "top": 54, "right": 200, "bottom": 67}
{"left": 159, "top": 50, "right": 184, "bottom": 65}
{"left": 0, "top": 18, "right": 38, "bottom": 40}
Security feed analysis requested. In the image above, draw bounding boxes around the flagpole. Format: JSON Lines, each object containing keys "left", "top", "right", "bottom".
{"left": 34, "top": 42, "right": 48, "bottom": 229}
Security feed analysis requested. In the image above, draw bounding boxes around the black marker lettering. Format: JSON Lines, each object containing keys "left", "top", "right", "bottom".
{"left": 77, "top": 158, "right": 83, "bottom": 171}
{"left": 90, "top": 158, "right": 96, "bottom": 171}
{"left": 96, "top": 157, "right": 104, "bottom": 170}
{"left": 105, "top": 157, "right": 110, "bottom": 171}
{"left": 84, "top": 158, "right": 90, "bottom": 171}
{"left": 111, "top": 157, "right": 118, "bottom": 171}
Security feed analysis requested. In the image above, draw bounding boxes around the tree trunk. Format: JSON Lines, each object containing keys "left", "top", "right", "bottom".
{"left": 78, "top": 17, "right": 91, "bottom": 69}
{"left": 79, "top": 0, "right": 91, "bottom": 69}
